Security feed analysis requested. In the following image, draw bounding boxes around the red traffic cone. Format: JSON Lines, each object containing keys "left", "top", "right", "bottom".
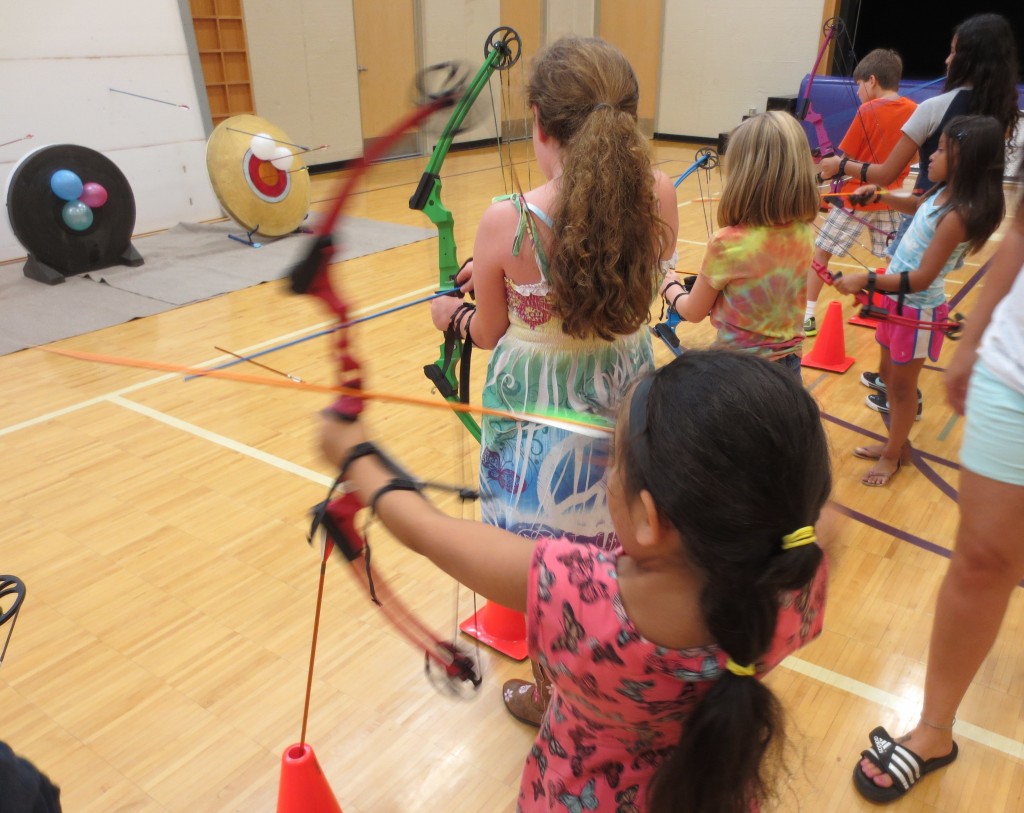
{"left": 802, "top": 300, "right": 855, "bottom": 372}
{"left": 277, "top": 743, "right": 343, "bottom": 813}
{"left": 460, "top": 601, "right": 528, "bottom": 660}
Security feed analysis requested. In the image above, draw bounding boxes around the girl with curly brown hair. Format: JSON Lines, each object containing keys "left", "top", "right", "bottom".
{"left": 431, "top": 36, "right": 678, "bottom": 725}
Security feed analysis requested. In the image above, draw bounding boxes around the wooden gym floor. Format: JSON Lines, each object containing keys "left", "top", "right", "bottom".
{"left": 1, "top": 138, "right": 1022, "bottom": 812}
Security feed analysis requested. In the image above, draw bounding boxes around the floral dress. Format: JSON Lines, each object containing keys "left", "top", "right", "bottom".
{"left": 517, "top": 537, "right": 828, "bottom": 812}
{"left": 480, "top": 194, "right": 661, "bottom": 549}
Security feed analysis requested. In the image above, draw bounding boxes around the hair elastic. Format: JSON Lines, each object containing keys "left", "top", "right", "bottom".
{"left": 781, "top": 526, "right": 816, "bottom": 550}
{"left": 725, "top": 657, "right": 756, "bottom": 677}
{"left": 593, "top": 102, "right": 613, "bottom": 112}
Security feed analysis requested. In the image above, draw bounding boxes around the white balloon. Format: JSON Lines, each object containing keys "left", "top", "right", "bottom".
{"left": 250, "top": 133, "right": 278, "bottom": 161}
{"left": 270, "top": 145, "right": 295, "bottom": 171}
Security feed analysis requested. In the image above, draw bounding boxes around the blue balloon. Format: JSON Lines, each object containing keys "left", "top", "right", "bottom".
{"left": 61, "top": 200, "right": 94, "bottom": 231}
{"left": 50, "top": 169, "right": 84, "bottom": 201}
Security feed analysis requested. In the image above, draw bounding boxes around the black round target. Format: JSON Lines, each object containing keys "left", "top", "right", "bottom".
{"left": 6, "top": 144, "right": 137, "bottom": 278}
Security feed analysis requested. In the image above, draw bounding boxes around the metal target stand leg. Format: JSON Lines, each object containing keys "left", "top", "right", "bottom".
{"left": 227, "top": 226, "right": 263, "bottom": 248}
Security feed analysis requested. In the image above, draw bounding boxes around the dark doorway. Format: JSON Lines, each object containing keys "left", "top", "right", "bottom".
{"left": 836, "top": 2, "right": 1024, "bottom": 81}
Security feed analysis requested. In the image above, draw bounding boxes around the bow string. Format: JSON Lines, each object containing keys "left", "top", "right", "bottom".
{"left": 287, "top": 71, "right": 484, "bottom": 693}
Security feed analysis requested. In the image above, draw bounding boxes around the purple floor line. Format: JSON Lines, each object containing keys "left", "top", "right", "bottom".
{"left": 820, "top": 412, "right": 960, "bottom": 470}
{"left": 831, "top": 502, "right": 952, "bottom": 559}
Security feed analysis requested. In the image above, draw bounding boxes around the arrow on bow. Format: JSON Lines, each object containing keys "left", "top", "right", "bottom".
{"left": 409, "top": 26, "right": 523, "bottom": 442}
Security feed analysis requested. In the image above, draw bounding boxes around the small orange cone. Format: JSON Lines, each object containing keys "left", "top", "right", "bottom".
{"left": 460, "top": 601, "right": 528, "bottom": 661}
{"left": 277, "top": 743, "right": 343, "bottom": 813}
{"left": 802, "top": 300, "right": 855, "bottom": 372}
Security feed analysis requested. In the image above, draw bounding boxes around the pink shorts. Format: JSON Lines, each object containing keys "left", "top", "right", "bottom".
{"left": 874, "top": 296, "right": 950, "bottom": 364}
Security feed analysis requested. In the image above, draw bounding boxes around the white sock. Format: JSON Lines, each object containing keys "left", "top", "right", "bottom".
{"left": 805, "top": 301, "right": 817, "bottom": 320}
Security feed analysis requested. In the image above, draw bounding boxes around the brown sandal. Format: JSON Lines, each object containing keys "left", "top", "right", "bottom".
{"left": 502, "top": 679, "right": 545, "bottom": 727}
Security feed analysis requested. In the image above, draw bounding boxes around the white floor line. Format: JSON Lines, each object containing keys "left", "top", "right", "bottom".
{"left": 1, "top": 284, "right": 439, "bottom": 437}
{"left": 101, "top": 393, "right": 1024, "bottom": 767}
{"left": 15, "top": 277, "right": 1023, "bottom": 767}
{"left": 109, "top": 395, "right": 334, "bottom": 488}
{"left": 783, "top": 656, "right": 1024, "bottom": 761}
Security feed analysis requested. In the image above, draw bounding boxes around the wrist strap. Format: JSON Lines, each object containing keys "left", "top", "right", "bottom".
{"left": 450, "top": 302, "right": 476, "bottom": 340}
{"left": 897, "top": 271, "right": 910, "bottom": 315}
{"left": 860, "top": 162, "right": 871, "bottom": 183}
{"left": 340, "top": 441, "right": 380, "bottom": 481}
{"left": 669, "top": 289, "right": 688, "bottom": 318}
{"left": 369, "top": 477, "right": 422, "bottom": 515}
{"left": 838, "top": 156, "right": 850, "bottom": 178}
{"left": 663, "top": 280, "right": 685, "bottom": 299}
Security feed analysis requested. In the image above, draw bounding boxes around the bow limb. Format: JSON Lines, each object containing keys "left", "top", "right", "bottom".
{"left": 810, "top": 261, "right": 964, "bottom": 338}
{"left": 287, "top": 80, "right": 484, "bottom": 692}
{"left": 290, "top": 94, "right": 461, "bottom": 418}
{"left": 409, "top": 26, "right": 522, "bottom": 442}
{"left": 798, "top": 17, "right": 840, "bottom": 163}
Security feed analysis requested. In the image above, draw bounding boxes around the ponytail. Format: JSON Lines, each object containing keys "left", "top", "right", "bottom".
{"left": 527, "top": 37, "right": 670, "bottom": 341}
{"left": 624, "top": 351, "right": 831, "bottom": 813}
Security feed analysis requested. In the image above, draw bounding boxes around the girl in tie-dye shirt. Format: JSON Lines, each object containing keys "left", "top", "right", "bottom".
{"left": 661, "top": 112, "right": 819, "bottom": 377}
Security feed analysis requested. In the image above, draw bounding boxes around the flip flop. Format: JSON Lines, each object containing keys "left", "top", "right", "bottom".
{"left": 853, "top": 726, "right": 958, "bottom": 803}
{"left": 862, "top": 459, "right": 901, "bottom": 487}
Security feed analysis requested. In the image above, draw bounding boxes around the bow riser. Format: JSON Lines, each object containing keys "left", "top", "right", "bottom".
{"left": 410, "top": 28, "right": 522, "bottom": 442}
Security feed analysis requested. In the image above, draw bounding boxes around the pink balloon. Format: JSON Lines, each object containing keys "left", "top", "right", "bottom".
{"left": 80, "top": 182, "right": 108, "bottom": 208}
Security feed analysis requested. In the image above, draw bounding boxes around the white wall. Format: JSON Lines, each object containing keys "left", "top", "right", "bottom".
{"left": 658, "top": 1, "right": 824, "bottom": 138}
{"left": 0, "top": 0, "right": 221, "bottom": 264}
{"left": 244, "top": 0, "right": 363, "bottom": 166}
{"left": 420, "top": 0, "right": 503, "bottom": 146}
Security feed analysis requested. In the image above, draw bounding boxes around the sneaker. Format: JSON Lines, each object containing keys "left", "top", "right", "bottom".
{"left": 803, "top": 316, "right": 817, "bottom": 337}
{"left": 866, "top": 391, "right": 922, "bottom": 421}
{"left": 861, "top": 372, "right": 923, "bottom": 401}
{"left": 860, "top": 371, "right": 885, "bottom": 392}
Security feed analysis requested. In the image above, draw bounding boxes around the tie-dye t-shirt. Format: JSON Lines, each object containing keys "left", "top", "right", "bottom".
{"left": 700, "top": 222, "right": 814, "bottom": 359}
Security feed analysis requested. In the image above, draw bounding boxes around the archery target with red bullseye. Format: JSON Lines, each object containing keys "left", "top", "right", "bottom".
{"left": 6, "top": 144, "right": 138, "bottom": 279}
{"left": 206, "top": 114, "right": 311, "bottom": 237}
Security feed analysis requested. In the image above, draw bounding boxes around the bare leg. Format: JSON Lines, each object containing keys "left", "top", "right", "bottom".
{"left": 862, "top": 353, "right": 919, "bottom": 484}
{"left": 860, "top": 469, "right": 1024, "bottom": 786}
{"left": 806, "top": 247, "right": 831, "bottom": 304}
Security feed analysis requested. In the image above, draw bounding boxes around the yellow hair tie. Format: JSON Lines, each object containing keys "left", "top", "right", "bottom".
{"left": 725, "top": 657, "right": 756, "bottom": 677}
{"left": 781, "top": 526, "right": 816, "bottom": 550}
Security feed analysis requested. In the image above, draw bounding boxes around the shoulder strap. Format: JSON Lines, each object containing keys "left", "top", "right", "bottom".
{"left": 504, "top": 193, "right": 552, "bottom": 277}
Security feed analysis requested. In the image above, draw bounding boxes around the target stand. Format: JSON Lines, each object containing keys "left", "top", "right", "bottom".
{"left": 7, "top": 144, "right": 143, "bottom": 285}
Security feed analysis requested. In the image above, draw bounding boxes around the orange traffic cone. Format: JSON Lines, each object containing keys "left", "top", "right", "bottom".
{"left": 460, "top": 601, "right": 528, "bottom": 661}
{"left": 802, "top": 300, "right": 855, "bottom": 372}
{"left": 277, "top": 743, "right": 343, "bottom": 813}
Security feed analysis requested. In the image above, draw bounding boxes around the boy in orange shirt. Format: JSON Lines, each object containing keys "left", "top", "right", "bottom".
{"left": 805, "top": 49, "right": 916, "bottom": 335}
